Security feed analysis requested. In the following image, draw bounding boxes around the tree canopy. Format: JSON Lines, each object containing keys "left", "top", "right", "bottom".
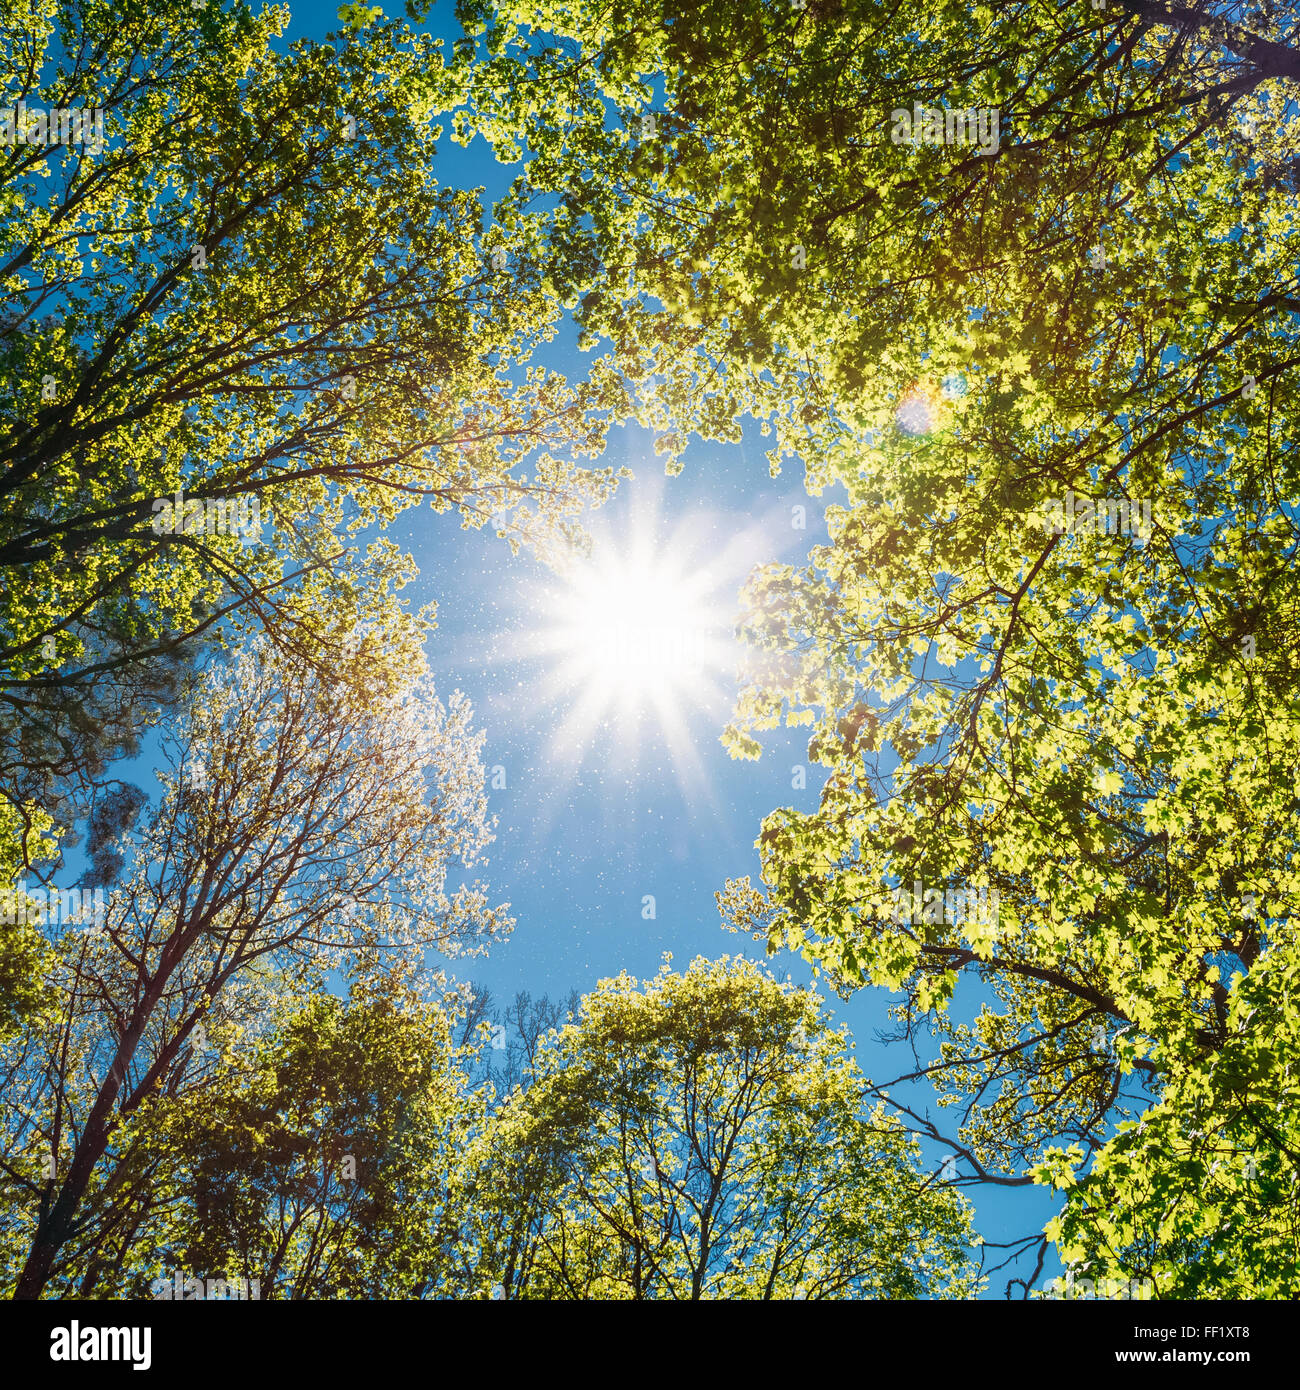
{"left": 1, "top": 622, "right": 507, "bottom": 1298}
{"left": 2, "top": 0, "right": 1298, "bottom": 1305}
{"left": 446, "top": 955, "right": 982, "bottom": 1299}
{"left": 458, "top": 0, "right": 1300, "bottom": 1296}
{"left": 1, "top": 0, "right": 626, "bottom": 863}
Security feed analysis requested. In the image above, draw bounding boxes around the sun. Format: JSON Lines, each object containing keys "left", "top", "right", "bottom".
{"left": 548, "top": 553, "right": 715, "bottom": 705}
{"left": 524, "top": 502, "right": 750, "bottom": 780}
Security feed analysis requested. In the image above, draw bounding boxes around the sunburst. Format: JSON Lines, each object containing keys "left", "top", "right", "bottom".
{"left": 520, "top": 492, "right": 760, "bottom": 793}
